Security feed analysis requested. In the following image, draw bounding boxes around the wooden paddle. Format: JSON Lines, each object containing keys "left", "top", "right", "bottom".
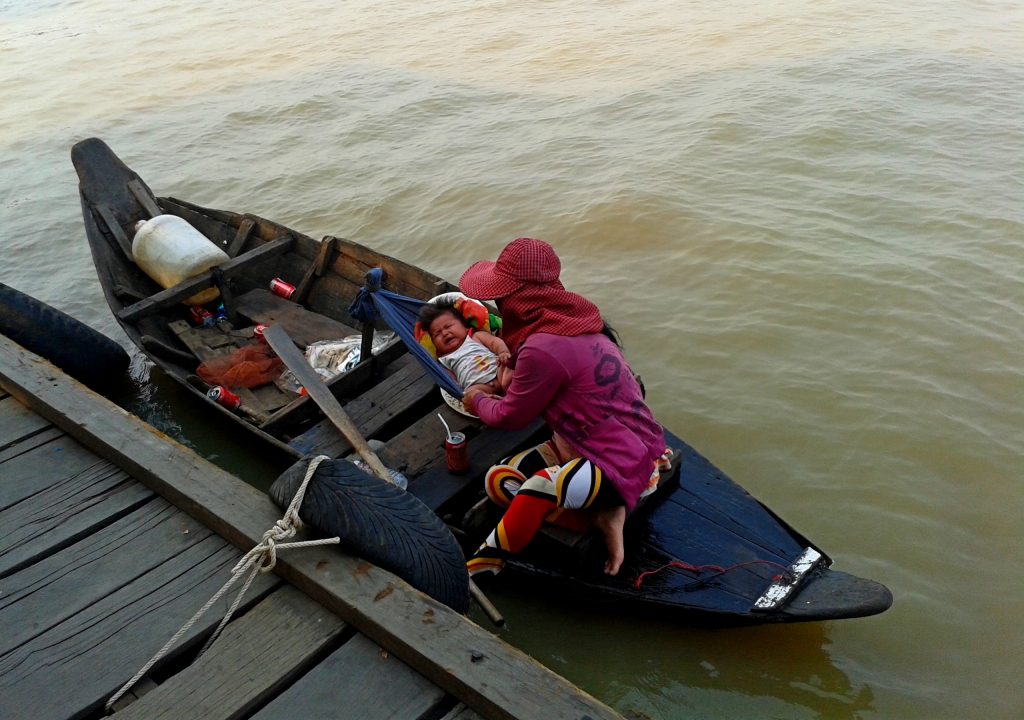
{"left": 262, "top": 324, "right": 504, "bottom": 625}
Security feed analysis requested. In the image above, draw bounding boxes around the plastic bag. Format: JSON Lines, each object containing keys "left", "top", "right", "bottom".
{"left": 277, "top": 332, "right": 396, "bottom": 394}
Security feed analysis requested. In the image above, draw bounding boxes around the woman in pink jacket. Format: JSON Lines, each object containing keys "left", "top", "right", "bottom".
{"left": 461, "top": 238, "right": 666, "bottom": 577}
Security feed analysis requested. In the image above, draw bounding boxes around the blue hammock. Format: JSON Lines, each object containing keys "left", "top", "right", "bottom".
{"left": 347, "top": 268, "right": 464, "bottom": 398}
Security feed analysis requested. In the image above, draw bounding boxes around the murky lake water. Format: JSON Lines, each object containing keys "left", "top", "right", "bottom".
{"left": 2, "top": 1, "right": 1022, "bottom": 717}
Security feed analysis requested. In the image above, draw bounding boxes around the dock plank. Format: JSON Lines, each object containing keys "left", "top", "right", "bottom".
{"left": 0, "top": 395, "right": 49, "bottom": 450}
{"left": 0, "top": 501, "right": 214, "bottom": 655}
{"left": 0, "top": 424, "right": 62, "bottom": 463}
{"left": 0, "top": 457, "right": 151, "bottom": 578}
{"left": 251, "top": 633, "right": 446, "bottom": 720}
{"left": 115, "top": 585, "right": 347, "bottom": 720}
{"left": 0, "top": 434, "right": 111, "bottom": 510}
{"left": 0, "top": 333, "right": 624, "bottom": 720}
{"left": 0, "top": 508, "right": 279, "bottom": 720}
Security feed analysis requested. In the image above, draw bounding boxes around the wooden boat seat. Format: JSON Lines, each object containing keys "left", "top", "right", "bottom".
{"left": 233, "top": 288, "right": 359, "bottom": 349}
{"left": 287, "top": 354, "right": 437, "bottom": 456}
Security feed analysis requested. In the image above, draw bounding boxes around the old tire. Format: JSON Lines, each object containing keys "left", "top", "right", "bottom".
{"left": 270, "top": 458, "right": 470, "bottom": 613}
{"left": 0, "top": 282, "right": 129, "bottom": 393}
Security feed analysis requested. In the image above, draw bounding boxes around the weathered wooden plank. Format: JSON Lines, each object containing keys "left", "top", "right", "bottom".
{"left": 0, "top": 531, "right": 279, "bottom": 720}
{"left": 407, "top": 420, "right": 547, "bottom": 513}
{"left": 227, "top": 216, "right": 256, "bottom": 257}
{"left": 0, "top": 500, "right": 212, "bottom": 654}
{"left": 293, "top": 235, "right": 336, "bottom": 304}
{"left": 322, "top": 235, "right": 450, "bottom": 301}
{"left": 233, "top": 288, "right": 359, "bottom": 348}
{"left": 249, "top": 383, "right": 293, "bottom": 413}
{"left": 117, "top": 235, "right": 294, "bottom": 322}
{"left": 0, "top": 424, "right": 62, "bottom": 463}
{"left": 128, "top": 177, "right": 163, "bottom": 218}
{"left": 0, "top": 433, "right": 108, "bottom": 510}
{"left": 442, "top": 705, "right": 486, "bottom": 720}
{"left": 115, "top": 586, "right": 347, "bottom": 720}
{"left": 141, "top": 333, "right": 198, "bottom": 367}
{"left": 0, "top": 458, "right": 151, "bottom": 578}
{"left": 251, "top": 633, "right": 446, "bottom": 720}
{"left": 0, "top": 395, "right": 49, "bottom": 450}
{"left": 377, "top": 402, "right": 476, "bottom": 478}
{"left": 288, "top": 355, "right": 436, "bottom": 457}
{"left": 0, "top": 334, "right": 624, "bottom": 720}
{"left": 169, "top": 319, "right": 246, "bottom": 363}
{"left": 159, "top": 197, "right": 244, "bottom": 249}
{"left": 95, "top": 203, "right": 135, "bottom": 261}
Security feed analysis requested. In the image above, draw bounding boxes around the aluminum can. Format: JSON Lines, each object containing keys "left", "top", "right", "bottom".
{"left": 444, "top": 432, "right": 470, "bottom": 474}
{"left": 189, "top": 306, "right": 214, "bottom": 327}
{"left": 269, "top": 277, "right": 296, "bottom": 299}
{"left": 253, "top": 324, "right": 268, "bottom": 343}
{"left": 207, "top": 385, "right": 241, "bottom": 410}
{"left": 215, "top": 303, "right": 228, "bottom": 323}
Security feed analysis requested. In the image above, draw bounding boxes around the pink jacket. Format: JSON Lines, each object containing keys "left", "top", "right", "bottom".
{"left": 475, "top": 333, "right": 664, "bottom": 509}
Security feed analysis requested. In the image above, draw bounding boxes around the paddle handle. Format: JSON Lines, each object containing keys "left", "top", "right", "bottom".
{"left": 262, "top": 324, "right": 394, "bottom": 484}
{"left": 469, "top": 580, "right": 505, "bottom": 626}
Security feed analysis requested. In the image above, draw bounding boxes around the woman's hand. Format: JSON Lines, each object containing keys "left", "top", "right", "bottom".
{"left": 496, "top": 351, "right": 511, "bottom": 367}
{"left": 463, "top": 386, "right": 495, "bottom": 415}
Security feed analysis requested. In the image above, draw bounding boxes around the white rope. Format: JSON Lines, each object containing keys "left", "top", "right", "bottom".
{"left": 106, "top": 455, "right": 338, "bottom": 711}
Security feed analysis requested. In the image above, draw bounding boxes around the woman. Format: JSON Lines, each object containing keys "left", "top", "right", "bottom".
{"left": 460, "top": 237, "right": 666, "bottom": 577}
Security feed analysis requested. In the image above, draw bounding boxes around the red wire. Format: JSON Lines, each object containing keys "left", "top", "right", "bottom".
{"left": 633, "top": 558, "right": 792, "bottom": 589}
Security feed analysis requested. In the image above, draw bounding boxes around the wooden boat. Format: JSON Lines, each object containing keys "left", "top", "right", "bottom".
{"left": 71, "top": 137, "right": 892, "bottom": 624}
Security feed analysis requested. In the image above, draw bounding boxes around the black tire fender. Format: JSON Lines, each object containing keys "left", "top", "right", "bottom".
{"left": 270, "top": 457, "right": 470, "bottom": 613}
{"left": 0, "top": 282, "right": 129, "bottom": 393}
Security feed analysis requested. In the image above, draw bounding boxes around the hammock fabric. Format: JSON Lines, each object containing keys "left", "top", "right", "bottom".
{"left": 347, "top": 268, "right": 465, "bottom": 398}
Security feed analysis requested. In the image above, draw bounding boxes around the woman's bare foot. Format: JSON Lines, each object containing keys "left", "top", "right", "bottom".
{"left": 592, "top": 506, "right": 626, "bottom": 575}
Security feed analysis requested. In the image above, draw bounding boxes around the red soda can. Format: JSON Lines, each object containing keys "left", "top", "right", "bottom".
{"left": 253, "top": 324, "right": 268, "bottom": 343}
{"left": 207, "top": 385, "right": 241, "bottom": 410}
{"left": 190, "top": 306, "right": 214, "bottom": 326}
{"left": 444, "top": 432, "right": 470, "bottom": 474}
{"left": 269, "top": 277, "right": 296, "bottom": 299}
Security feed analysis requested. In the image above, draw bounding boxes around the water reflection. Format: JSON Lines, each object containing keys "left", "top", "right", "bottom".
{"left": 486, "top": 592, "right": 873, "bottom": 720}
{"left": 114, "top": 359, "right": 289, "bottom": 491}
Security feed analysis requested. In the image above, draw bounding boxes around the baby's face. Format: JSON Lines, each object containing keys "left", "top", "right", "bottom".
{"left": 428, "top": 312, "right": 468, "bottom": 356}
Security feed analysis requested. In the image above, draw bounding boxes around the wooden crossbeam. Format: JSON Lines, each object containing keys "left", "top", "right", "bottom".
{"left": 117, "top": 235, "right": 294, "bottom": 322}
{"left": 227, "top": 217, "right": 256, "bottom": 258}
{"left": 293, "top": 235, "right": 335, "bottom": 304}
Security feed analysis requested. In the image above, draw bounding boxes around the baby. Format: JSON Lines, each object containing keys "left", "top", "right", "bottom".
{"left": 417, "top": 301, "right": 512, "bottom": 395}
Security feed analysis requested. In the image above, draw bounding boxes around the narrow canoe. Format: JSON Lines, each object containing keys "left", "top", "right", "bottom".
{"left": 71, "top": 137, "right": 892, "bottom": 623}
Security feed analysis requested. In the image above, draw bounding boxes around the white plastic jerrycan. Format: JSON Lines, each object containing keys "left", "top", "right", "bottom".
{"left": 131, "top": 215, "right": 229, "bottom": 306}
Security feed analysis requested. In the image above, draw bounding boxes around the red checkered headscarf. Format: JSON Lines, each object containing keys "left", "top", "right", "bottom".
{"left": 459, "top": 238, "right": 603, "bottom": 353}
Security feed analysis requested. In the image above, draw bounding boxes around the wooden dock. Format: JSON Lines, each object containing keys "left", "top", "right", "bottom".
{"left": 0, "top": 333, "right": 623, "bottom": 720}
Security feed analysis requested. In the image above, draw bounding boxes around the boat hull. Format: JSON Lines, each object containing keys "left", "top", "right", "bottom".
{"left": 72, "top": 138, "right": 892, "bottom": 624}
